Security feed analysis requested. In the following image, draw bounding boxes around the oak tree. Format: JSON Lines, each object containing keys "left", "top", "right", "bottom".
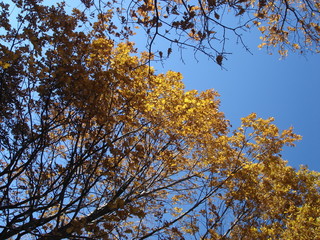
{"left": 0, "top": 0, "right": 319, "bottom": 239}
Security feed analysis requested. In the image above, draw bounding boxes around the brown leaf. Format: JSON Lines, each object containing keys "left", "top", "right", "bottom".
{"left": 216, "top": 55, "right": 223, "bottom": 65}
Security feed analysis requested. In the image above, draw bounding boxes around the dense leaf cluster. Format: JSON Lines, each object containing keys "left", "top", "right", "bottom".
{"left": 0, "top": 0, "right": 319, "bottom": 239}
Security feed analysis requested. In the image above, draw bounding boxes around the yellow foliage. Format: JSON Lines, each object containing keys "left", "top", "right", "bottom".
{"left": 0, "top": 1, "right": 319, "bottom": 239}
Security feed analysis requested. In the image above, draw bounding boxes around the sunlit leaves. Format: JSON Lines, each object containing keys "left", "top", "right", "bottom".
{"left": 0, "top": 1, "right": 319, "bottom": 239}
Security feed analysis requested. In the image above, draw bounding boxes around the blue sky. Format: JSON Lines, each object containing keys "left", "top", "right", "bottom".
{"left": 147, "top": 31, "right": 320, "bottom": 172}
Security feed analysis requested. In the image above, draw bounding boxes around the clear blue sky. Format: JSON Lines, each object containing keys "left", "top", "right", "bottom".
{"left": 146, "top": 31, "right": 320, "bottom": 172}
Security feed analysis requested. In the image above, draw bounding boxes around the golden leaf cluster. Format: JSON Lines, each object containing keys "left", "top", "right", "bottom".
{"left": 0, "top": 0, "right": 319, "bottom": 239}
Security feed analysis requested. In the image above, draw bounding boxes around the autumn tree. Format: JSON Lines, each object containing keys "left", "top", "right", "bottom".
{"left": 0, "top": 0, "right": 320, "bottom": 239}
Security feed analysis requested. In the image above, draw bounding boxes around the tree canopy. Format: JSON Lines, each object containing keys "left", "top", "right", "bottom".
{"left": 0, "top": 0, "right": 319, "bottom": 239}
{"left": 2, "top": 0, "right": 318, "bottom": 64}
